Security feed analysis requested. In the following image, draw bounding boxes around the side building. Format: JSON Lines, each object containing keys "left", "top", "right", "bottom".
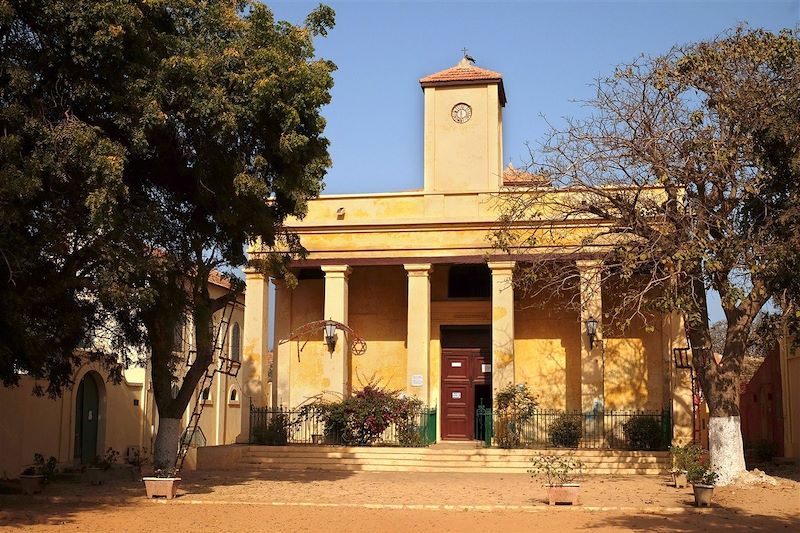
{"left": 0, "top": 276, "right": 246, "bottom": 478}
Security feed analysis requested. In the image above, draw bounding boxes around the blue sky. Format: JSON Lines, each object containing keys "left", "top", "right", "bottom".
{"left": 262, "top": 0, "right": 797, "bottom": 328}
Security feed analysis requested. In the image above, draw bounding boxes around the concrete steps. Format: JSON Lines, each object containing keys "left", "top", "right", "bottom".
{"left": 232, "top": 445, "right": 670, "bottom": 475}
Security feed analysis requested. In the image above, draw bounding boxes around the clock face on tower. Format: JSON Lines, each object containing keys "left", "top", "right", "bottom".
{"left": 451, "top": 103, "right": 472, "bottom": 124}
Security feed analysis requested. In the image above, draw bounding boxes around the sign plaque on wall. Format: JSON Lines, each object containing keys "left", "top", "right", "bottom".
{"left": 451, "top": 361, "right": 462, "bottom": 368}
{"left": 410, "top": 374, "right": 424, "bottom": 387}
{"left": 451, "top": 391, "right": 462, "bottom": 399}
{"left": 481, "top": 364, "right": 492, "bottom": 373}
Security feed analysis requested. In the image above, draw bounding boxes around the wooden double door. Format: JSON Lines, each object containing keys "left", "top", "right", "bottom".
{"left": 441, "top": 348, "right": 492, "bottom": 440}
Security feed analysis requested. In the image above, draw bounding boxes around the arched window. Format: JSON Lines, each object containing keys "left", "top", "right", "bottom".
{"left": 229, "top": 388, "right": 238, "bottom": 403}
{"left": 231, "top": 322, "right": 241, "bottom": 361}
{"left": 201, "top": 387, "right": 211, "bottom": 402}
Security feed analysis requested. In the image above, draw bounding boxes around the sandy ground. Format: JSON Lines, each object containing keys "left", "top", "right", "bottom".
{"left": 0, "top": 467, "right": 797, "bottom": 532}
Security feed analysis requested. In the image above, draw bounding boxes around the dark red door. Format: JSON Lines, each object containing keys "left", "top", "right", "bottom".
{"left": 441, "top": 348, "right": 491, "bottom": 440}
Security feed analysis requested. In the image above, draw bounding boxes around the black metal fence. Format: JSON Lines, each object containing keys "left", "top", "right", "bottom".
{"left": 250, "top": 404, "right": 437, "bottom": 447}
{"left": 477, "top": 407, "right": 671, "bottom": 450}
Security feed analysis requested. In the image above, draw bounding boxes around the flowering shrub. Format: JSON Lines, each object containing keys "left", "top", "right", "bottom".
{"left": 494, "top": 383, "right": 538, "bottom": 448}
{"left": 305, "top": 385, "right": 423, "bottom": 446}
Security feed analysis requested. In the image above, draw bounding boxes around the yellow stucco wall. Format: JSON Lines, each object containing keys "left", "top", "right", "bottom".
{"left": 603, "top": 324, "right": 665, "bottom": 411}
{"left": 348, "top": 266, "right": 408, "bottom": 392}
{"left": 599, "top": 282, "right": 669, "bottom": 412}
{"left": 781, "top": 341, "right": 800, "bottom": 459}
{"left": 287, "top": 278, "right": 327, "bottom": 405}
{"left": 0, "top": 380, "right": 72, "bottom": 478}
{"left": 283, "top": 267, "right": 409, "bottom": 405}
{"left": 426, "top": 85, "right": 502, "bottom": 193}
{"left": 514, "top": 303, "right": 581, "bottom": 411}
{"left": 0, "top": 364, "right": 147, "bottom": 478}
{"left": 494, "top": 289, "right": 666, "bottom": 413}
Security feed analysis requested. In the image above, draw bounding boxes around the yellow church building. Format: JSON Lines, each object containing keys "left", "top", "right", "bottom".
{"left": 242, "top": 57, "right": 695, "bottom": 444}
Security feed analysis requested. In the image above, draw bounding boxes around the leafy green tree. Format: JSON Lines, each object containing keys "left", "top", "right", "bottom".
{"left": 492, "top": 27, "right": 799, "bottom": 484}
{"left": 1, "top": 0, "right": 335, "bottom": 469}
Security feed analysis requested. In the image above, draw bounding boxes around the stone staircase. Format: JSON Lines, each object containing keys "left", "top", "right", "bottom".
{"left": 223, "top": 445, "right": 670, "bottom": 475}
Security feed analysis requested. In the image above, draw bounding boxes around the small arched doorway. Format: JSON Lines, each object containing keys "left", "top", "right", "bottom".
{"left": 74, "top": 372, "right": 101, "bottom": 464}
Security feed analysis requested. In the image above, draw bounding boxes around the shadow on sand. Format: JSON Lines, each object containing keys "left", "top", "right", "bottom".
{"left": 0, "top": 467, "right": 355, "bottom": 528}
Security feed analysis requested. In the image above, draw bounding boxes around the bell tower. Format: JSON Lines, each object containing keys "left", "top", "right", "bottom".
{"left": 420, "top": 56, "right": 506, "bottom": 193}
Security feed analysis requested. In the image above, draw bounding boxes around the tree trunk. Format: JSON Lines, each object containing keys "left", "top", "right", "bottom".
{"left": 708, "top": 415, "right": 745, "bottom": 485}
{"left": 688, "top": 338, "right": 747, "bottom": 485}
{"left": 703, "top": 368, "right": 746, "bottom": 485}
{"left": 153, "top": 417, "right": 182, "bottom": 472}
{"left": 684, "top": 279, "right": 747, "bottom": 485}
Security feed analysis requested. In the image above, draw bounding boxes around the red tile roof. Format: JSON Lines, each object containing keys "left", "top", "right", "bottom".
{"left": 209, "top": 269, "right": 245, "bottom": 293}
{"left": 502, "top": 164, "right": 550, "bottom": 187}
{"left": 420, "top": 58, "right": 506, "bottom": 105}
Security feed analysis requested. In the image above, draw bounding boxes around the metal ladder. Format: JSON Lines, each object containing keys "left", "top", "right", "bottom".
{"left": 175, "top": 302, "right": 239, "bottom": 471}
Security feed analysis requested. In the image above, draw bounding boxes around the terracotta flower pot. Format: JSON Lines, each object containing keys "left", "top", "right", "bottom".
{"left": 20, "top": 475, "right": 43, "bottom": 495}
{"left": 692, "top": 484, "right": 714, "bottom": 507}
{"left": 672, "top": 471, "right": 688, "bottom": 488}
{"left": 546, "top": 483, "right": 580, "bottom": 505}
{"left": 143, "top": 477, "right": 181, "bottom": 499}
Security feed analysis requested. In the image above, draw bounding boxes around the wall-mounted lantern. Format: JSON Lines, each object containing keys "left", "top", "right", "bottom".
{"left": 324, "top": 319, "right": 338, "bottom": 354}
{"left": 586, "top": 316, "right": 599, "bottom": 350}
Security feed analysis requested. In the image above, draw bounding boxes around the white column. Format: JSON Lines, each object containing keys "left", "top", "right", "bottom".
{"left": 577, "top": 260, "right": 604, "bottom": 413}
{"left": 238, "top": 269, "right": 268, "bottom": 442}
{"left": 321, "top": 265, "right": 351, "bottom": 398}
{"left": 273, "top": 278, "right": 292, "bottom": 408}
{"left": 405, "top": 264, "right": 432, "bottom": 403}
{"left": 488, "top": 261, "right": 516, "bottom": 397}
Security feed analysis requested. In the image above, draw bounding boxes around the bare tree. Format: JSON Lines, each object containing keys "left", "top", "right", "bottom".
{"left": 492, "top": 27, "right": 799, "bottom": 484}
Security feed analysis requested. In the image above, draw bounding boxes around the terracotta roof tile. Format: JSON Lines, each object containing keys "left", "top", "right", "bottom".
{"left": 420, "top": 63, "right": 502, "bottom": 84}
{"left": 209, "top": 269, "right": 245, "bottom": 293}
{"left": 420, "top": 58, "right": 506, "bottom": 105}
{"left": 502, "top": 164, "right": 550, "bottom": 187}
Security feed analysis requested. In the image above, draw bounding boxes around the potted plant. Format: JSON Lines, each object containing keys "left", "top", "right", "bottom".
{"left": 87, "top": 447, "right": 119, "bottom": 485}
{"left": 528, "top": 454, "right": 583, "bottom": 505}
{"left": 19, "top": 454, "right": 57, "bottom": 495}
{"left": 687, "top": 463, "right": 719, "bottom": 507}
{"left": 669, "top": 443, "right": 702, "bottom": 488}
{"left": 143, "top": 467, "right": 181, "bottom": 499}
